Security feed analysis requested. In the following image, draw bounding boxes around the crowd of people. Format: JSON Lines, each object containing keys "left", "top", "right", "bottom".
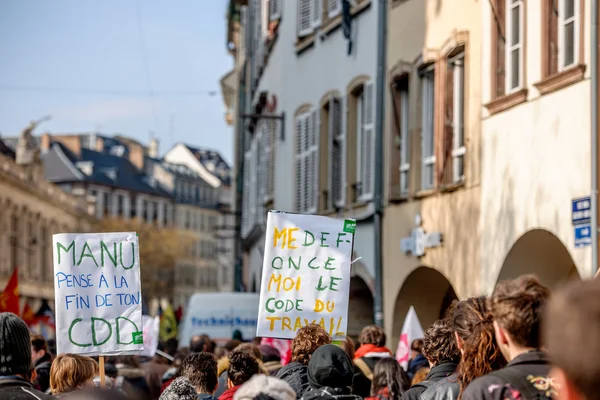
{"left": 1, "top": 274, "right": 599, "bottom": 400}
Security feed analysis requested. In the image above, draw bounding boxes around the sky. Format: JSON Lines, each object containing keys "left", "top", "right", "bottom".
{"left": 0, "top": 0, "right": 234, "bottom": 164}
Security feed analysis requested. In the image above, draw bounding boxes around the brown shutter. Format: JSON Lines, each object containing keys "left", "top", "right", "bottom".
{"left": 441, "top": 60, "right": 454, "bottom": 185}
{"left": 549, "top": 0, "right": 559, "bottom": 76}
{"left": 495, "top": 0, "right": 506, "bottom": 98}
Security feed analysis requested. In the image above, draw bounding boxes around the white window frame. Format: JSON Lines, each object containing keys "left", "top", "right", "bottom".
{"left": 328, "top": 0, "right": 342, "bottom": 18}
{"left": 357, "top": 81, "right": 375, "bottom": 201}
{"left": 450, "top": 52, "right": 466, "bottom": 184}
{"left": 298, "top": 0, "right": 314, "bottom": 37}
{"left": 398, "top": 84, "right": 410, "bottom": 196}
{"left": 295, "top": 111, "right": 319, "bottom": 214}
{"left": 506, "top": 0, "right": 524, "bottom": 93}
{"left": 312, "top": 0, "right": 323, "bottom": 28}
{"left": 269, "top": 0, "right": 282, "bottom": 20}
{"left": 420, "top": 66, "right": 436, "bottom": 190}
{"left": 329, "top": 96, "right": 345, "bottom": 208}
{"left": 558, "top": 0, "right": 579, "bottom": 70}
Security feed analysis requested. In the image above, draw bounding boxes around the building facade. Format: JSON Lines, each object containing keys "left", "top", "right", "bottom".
{"left": 0, "top": 135, "right": 93, "bottom": 319}
{"left": 382, "top": 0, "right": 483, "bottom": 342}
{"left": 480, "top": 0, "right": 593, "bottom": 291}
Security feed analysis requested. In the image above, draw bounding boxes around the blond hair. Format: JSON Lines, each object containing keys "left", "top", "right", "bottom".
{"left": 50, "top": 353, "right": 98, "bottom": 394}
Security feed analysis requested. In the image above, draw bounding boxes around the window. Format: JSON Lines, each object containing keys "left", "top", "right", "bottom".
{"left": 551, "top": 0, "right": 579, "bottom": 71}
{"left": 447, "top": 52, "right": 466, "bottom": 184}
{"left": 295, "top": 110, "right": 319, "bottom": 213}
{"left": 298, "top": 0, "right": 322, "bottom": 37}
{"left": 328, "top": 97, "right": 345, "bottom": 208}
{"left": 506, "top": 0, "right": 524, "bottom": 93}
{"left": 357, "top": 81, "right": 375, "bottom": 201}
{"left": 269, "top": 0, "right": 282, "bottom": 20}
{"left": 264, "top": 120, "right": 275, "bottom": 203}
{"left": 420, "top": 67, "right": 436, "bottom": 190}
{"left": 391, "top": 77, "right": 410, "bottom": 196}
{"left": 328, "top": 0, "right": 342, "bottom": 18}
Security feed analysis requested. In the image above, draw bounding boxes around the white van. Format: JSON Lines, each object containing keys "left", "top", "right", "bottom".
{"left": 178, "top": 293, "right": 260, "bottom": 347}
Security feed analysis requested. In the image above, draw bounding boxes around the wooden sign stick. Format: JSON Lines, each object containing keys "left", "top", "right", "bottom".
{"left": 99, "top": 356, "right": 106, "bottom": 388}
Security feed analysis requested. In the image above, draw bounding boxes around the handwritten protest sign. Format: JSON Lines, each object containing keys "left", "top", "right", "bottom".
{"left": 256, "top": 212, "right": 355, "bottom": 340}
{"left": 53, "top": 232, "right": 143, "bottom": 355}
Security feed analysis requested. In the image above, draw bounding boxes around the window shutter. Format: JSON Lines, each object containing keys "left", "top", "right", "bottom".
{"left": 295, "top": 116, "right": 305, "bottom": 212}
{"left": 257, "top": 124, "right": 266, "bottom": 216}
{"left": 249, "top": 139, "right": 258, "bottom": 227}
{"left": 308, "top": 108, "right": 319, "bottom": 213}
{"left": 312, "top": 0, "right": 323, "bottom": 28}
{"left": 265, "top": 120, "right": 275, "bottom": 201}
{"left": 298, "top": 0, "right": 313, "bottom": 37}
{"left": 548, "top": 0, "right": 559, "bottom": 76}
{"left": 331, "top": 97, "right": 344, "bottom": 208}
{"left": 328, "top": 0, "right": 342, "bottom": 18}
{"left": 269, "top": 0, "right": 281, "bottom": 20}
{"left": 441, "top": 60, "right": 455, "bottom": 185}
{"left": 242, "top": 151, "right": 251, "bottom": 235}
{"left": 495, "top": 0, "right": 506, "bottom": 98}
{"left": 361, "top": 81, "right": 375, "bottom": 199}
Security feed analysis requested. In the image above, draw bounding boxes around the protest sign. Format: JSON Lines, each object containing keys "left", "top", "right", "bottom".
{"left": 141, "top": 315, "right": 160, "bottom": 357}
{"left": 256, "top": 211, "right": 355, "bottom": 340}
{"left": 53, "top": 232, "right": 143, "bottom": 355}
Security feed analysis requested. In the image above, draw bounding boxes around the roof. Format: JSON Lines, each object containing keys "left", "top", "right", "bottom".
{"left": 43, "top": 142, "right": 170, "bottom": 197}
{"left": 0, "top": 138, "right": 16, "bottom": 159}
{"left": 183, "top": 144, "right": 231, "bottom": 185}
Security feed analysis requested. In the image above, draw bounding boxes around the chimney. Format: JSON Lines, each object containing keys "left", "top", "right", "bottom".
{"left": 40, "top": 133, "right": 52, "bottom": 153}
{"left": 129, "top": 143, "right": 145, "bottom": 170}
{"left": 53, "top": 135, "right": 82, "bottom": 158}
{"left": 148, "top": 138, "right": 159, "bottom": 158}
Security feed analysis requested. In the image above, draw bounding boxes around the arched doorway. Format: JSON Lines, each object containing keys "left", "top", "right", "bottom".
{"left": 391, "top": 266, "right": 457, "bottom": 345}
{"left": 347, "top": 276, "right": 374, "bottom": 339}
{"left": 497, "top": 229, "right": 580, "bottom": 287}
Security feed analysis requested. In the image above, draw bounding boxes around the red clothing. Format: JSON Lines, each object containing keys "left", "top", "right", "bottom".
{"left": 161, "top": 378, "right": 175, "bottom": 394}
{"left": 219, "top": 385, "right": 241, "bottom": 400}
{"left": 366, "top": 387, "right": 392, "bottom": 400}
{"left": 354, "top": 344, "right": 392, "bottom": 359}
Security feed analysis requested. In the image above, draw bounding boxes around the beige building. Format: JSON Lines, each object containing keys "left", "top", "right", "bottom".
{"left": 0, "top": 136, "right": 94, "bottom": 316}
{"left": 383, "top": 0, "right": 483, "bottom": 342}
{"left": 480, "top": 0, "right": 593, "bottom": 291}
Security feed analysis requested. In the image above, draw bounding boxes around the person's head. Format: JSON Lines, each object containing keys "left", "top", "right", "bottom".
{"left": 422, "top": 318, "right": 461, "bottom": 367}
{"left": 452, "top": 297, "right": 505, "bottom": 398}
{"left": 233, "top": 375, "right": 296, "bottom": 400}
{"left": 371, "top": 357, "right": 410, "bottom": 399}
{"left": 233, "top": 330, "right": 244, "bottom": 341}
{"left": 411, "top": 367, "right": 430, "bottom": 387}
{"left": 339, "top": 337, "right": 356, "bottom": 360}
{"left": 225, "top": 340, "right": 242, "bottom": 352}
{"left": 307, "top": 344, "right": 354, "bottom": 390}
{"left": 410, "top": 338, "right": 424, "bottom": 360}
{"left": 214, "top": 346, "right": 228, "bottom": 360}
{"left": 235, "top": 342, "right": 263, "bottom": 363}
{"left": 258, "top": 345, "right": 281, "bottom": 363}
{"left": 50, "top": 353, "right": 98, "bottom": 394}
{"left": 227, "top": 350, "right": 260, "bottom": 388}
{"left": 159, "top": 377, "right": 198, "bottom": 400}
{"left": 179, "top": 352, "right": 218, "bottom": 394}
{"left": 489, "top": 274, "right": 550, "bottom": 361}
{"left": 0, "top": 313, "right": 34, "bottom": 381}
{"left": 359, "top": 325, "right": 386, "bottom": 347}
{"left": 173, "top": 348, "right": 190, "bottom": 368}
{"left": 292, "top": 324, "right": 332, "bottom": 365}
{"left": 190, "top": 334, "right": 211, "bottom": 353}
{"left": 544, "top": 279, "right": 600, "bottom": 400}
{"left": 31, "top": 333, "right": 49, "bottom": 365}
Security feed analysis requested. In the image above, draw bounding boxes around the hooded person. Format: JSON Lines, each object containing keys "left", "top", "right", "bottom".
{"left": 301, "top": 344, "right": 362, "bottom": 400}
{"left": 0, "top": 312, "right": 53, "bottom": 400}
{"left": 233, "top": 375, "right": 296, "bottom": 400}
{"left": 276, "top": 324, "right": 332, "bottom": 399}
{"left": 160, "top": 377, "right": 198, "bottom": 400}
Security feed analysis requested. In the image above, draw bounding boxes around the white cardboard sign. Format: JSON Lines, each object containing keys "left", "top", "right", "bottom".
{"left": 141, "top": 315, "right": 160, "bottom": 357}
{"left": 53, "top": 232, "right": 143, "bottom": 355}
{"left": 256, "top": 212, "right": 355, "bottom": 340}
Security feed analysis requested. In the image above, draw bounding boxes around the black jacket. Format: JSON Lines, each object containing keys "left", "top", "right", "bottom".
{"left": 33, "top": 354, "right": 52, "bottom": 393}
{"left": 462, "top": 351, "right": 555, "bottom": 400}
{"left": 401, "top": 363, "right": 458, "bottom": 400}
{"left": 277, "top": 361, "right": 310, "bottom": 399}
{"left": 420, "top": 374, "right": 460, "bottom": 400}
{"left": 407, "top": 354, "right": 430, "bottom": 381}
{"left": 0, "top": 377, "right": 53, "bottom": 400}
{"left": 353, "top": 355, "right": 388, "bottom": 398}
{"left": 198, "top": 394, "right": 219, "bottom": 400}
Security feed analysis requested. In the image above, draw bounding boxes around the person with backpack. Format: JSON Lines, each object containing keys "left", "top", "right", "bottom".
{"left": 462, "top": 275, "right": 554, "bottom": 400}
{"left": 401, "top": 317, "right": 460, "bottom": 400}
{"left": 30, "top": 334, "right": 52, "bottom": 393}
{"left": 366, "top": 358, "right": 410, "bottom": 400}
{"left": 353, "top": 325, "right": 393, "bottom": 398}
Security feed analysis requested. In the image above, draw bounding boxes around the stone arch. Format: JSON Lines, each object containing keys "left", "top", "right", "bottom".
{"left": 346, "top": 74, "right": 372, "bottom": 95}
{"left": 391, "top": 266, "right": 457, "bottom": 344}
{"left": 496, "top": 229, "right": 580, "bottom": 288}
{"left": 347, "top": 275, "right": 374, "bottom": 339}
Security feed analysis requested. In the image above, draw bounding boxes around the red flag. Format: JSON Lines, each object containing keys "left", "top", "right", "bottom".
{"left": 0, "top": 268, "right": 19, "bottom": 314}
{"left": 175, "top": 305, "right": 183, "bottom": 323}
{"left": 22, "top": 303, "right": 36, "bottom": 326}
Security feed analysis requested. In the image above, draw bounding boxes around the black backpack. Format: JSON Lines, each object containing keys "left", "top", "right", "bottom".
{"left": 489, "top": 368, "right": 554, "bottom": 400}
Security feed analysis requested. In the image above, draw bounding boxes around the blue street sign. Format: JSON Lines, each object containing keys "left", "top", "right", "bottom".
{"left": 575, "top": 224, "right": 592, "bottom": 248}
{"left": 572, "top": 197, "right": 591, "bottom": 225}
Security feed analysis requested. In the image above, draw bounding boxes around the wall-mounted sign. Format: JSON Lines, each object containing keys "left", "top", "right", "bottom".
{"left": 572, "top": 197, "right": 591, "bottom": 225}
{"left": 400, "top": 214, "right": 442, "bottom": 257}
{"left": 575, "top": 224, "right": 592, "bottom": 248}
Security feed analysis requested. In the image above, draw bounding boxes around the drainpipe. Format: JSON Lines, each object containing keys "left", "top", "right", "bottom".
{"left": 592, "top": 0, "right": 598, "bottom": 278}
{"left": 234, "top": 66, "right": 246, "bottom": 292}
{"left": 373, "top": 0, "right": 388, "bottom": 327}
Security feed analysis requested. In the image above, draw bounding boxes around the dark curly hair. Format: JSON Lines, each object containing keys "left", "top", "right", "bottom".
{"left": 292, "top": 324, "right": 332, "bottom": 365}
{"left": 179, "top": 352, "right": 218, "bottom": 393}
{"left": 453, "top": 297, "right": 506, "bottom": 399}
{"left": 234, "top": 342, "right": 262, "bottom": 361}
{"left": 422, "top": 318, "right": 460, "bottom": 366}
{"left": 227, "top": 350, "right": 260, "bottom": 386}
{"left": 359, "top": 325, "right": 386, "bottom": 347}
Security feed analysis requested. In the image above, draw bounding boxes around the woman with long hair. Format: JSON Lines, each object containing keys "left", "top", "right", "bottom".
{"left": 366, "top": 358, "right": 410, "bottom": 400}
{"left": 419, "top": 297, "right": 506, "bottom": 400}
